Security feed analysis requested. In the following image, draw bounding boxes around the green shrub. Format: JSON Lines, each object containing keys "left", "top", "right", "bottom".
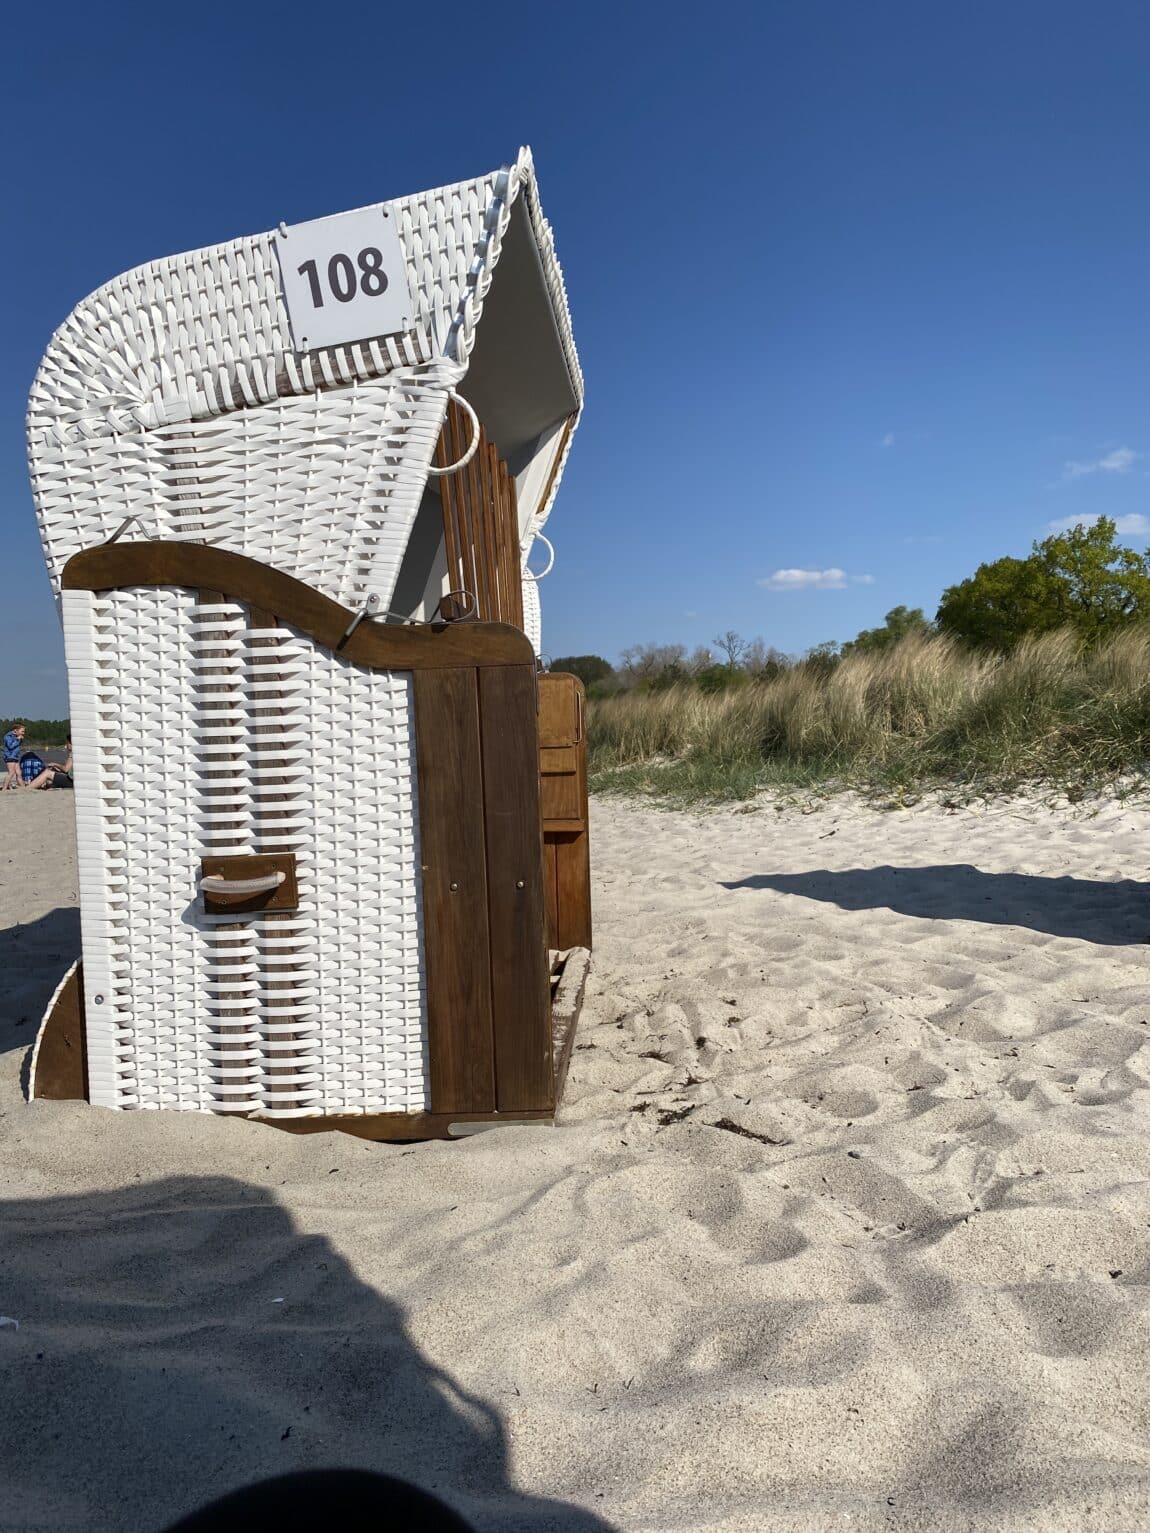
{"left": 586, "top": 628, "right": 1150, "bottom": 803}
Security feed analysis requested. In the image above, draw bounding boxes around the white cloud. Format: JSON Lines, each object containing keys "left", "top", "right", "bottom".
{"left": 1062, "top": 446, "right": 1139, "bottom": 480}
{"left": 1046, "top": 512, "right": 1150, "bottom": 537}
{"left": 758, "top": 568, "right": 874, "bottom": 592}
{"left": 879, "top": 432, "right": 896, "bottom": 448}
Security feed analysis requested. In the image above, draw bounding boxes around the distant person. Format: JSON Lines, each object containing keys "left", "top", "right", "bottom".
{"left": 20, "top": 743, "right": 72, "bottom": 790}
{"left": 3, "top": 723, "right": 25, "bottom": 790}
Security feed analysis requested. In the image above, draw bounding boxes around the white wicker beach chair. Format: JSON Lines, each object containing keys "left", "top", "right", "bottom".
{"left": 27, "top": 149, "right": 585, "bottom": 1131}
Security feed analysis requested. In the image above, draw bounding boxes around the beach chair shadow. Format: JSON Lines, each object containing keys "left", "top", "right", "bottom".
{"left": 720, "top": 865, "right": 1150, "bottom": 946}
{"left": 0, "top": 906, "right": 81, "bottom": 1064}
{"left": 0, "top": 1176, "right": 616, "bottom": 1532}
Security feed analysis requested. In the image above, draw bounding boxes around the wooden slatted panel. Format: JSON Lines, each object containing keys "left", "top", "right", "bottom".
{"left": 413, "top": 667, "right": 496, "bottom": 1113}
{"left": 542, "top": 840, "right": 559, "bottom": 951}
{"left": 538, "top": 673, "right": 593, "bottom": 952}
{"left": 435, "top": 400, "right": 525, "bottom": 630}
{"left": 436, "top": 405, "right": 480, "bottom": 618}
{"left": 479, "top": 664, "right": 553, "bottom": 1112}
{"left": 552, "top": 833, "right": 593, "bottom": 950}
{"left": 476, "top": 432, "right": 499, "bottom": 624}
{"left": 438, "top": 429, "right": 465, "bottom": 613}
{"left": 466, "top": 414, "right": 495, "bottom": 620}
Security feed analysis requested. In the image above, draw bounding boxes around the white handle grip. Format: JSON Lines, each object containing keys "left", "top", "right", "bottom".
{"left": 201, "top": 872, "right": 286, "bottom": 897}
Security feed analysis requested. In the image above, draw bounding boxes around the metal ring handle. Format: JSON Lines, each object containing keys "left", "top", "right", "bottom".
{"left": 522, "top": 531, "right": 555, "bottom": 582}
{"left": 427, "top": 391, "right": 480, "bottom": 477}
{"left": 200, "top": 872, "right": 286, "bottom": 897}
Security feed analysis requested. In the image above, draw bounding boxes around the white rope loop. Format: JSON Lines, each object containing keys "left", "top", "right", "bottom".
{"left": 522, "top": 531, "right": 555, "bottom": 582}
{"left": 427, "top": 391, "right": 480, "bottom": 477}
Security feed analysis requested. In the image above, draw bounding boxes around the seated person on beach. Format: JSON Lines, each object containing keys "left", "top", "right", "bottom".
{"left": 3, "top": 723, "right": 25, "bottom": 789}
{"left": 20, "top": 745, "right": 72, "bottom": 790}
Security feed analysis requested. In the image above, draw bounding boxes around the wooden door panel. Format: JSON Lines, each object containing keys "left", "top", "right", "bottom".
{"left": 413, "top": 667, "right": 495, "bottom": 1114}
{"left": 479, "top": 665, "right": 553, "bottom": 1112}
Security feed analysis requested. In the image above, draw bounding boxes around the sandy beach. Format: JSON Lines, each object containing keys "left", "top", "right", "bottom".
{"left": 5, "top": 789, "right": 1150, "bottom": 1530}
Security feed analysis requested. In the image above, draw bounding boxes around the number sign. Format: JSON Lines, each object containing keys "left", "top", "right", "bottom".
{"left": 274, "top": 204, "right": 414, "bottom": 352}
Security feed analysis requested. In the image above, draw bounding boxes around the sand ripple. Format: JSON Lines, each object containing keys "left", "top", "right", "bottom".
{"left": 4, "top": 791, "right": 1150, "bottom": 1529}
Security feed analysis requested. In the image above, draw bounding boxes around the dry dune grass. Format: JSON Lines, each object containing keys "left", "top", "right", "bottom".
{"left": 588, "top": 628, "right": 1150, "bottom": 801}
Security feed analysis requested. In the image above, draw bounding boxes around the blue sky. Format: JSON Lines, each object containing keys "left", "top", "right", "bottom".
{"left": 4, "top": 1, "right": 1149, "bottom": 715}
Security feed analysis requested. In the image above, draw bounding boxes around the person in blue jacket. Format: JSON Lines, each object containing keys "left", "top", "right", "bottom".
{"left": 3, "top": 723, "right": 25, "bottom": 790}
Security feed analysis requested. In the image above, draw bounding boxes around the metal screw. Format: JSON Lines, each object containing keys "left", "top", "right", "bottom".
{"left": 449, "top": 882, "right": 459, "bottom": 892}
{"left": 94, "top": 994, "right": 105, "bottom": 1004}
{"left": 516, "top": 880, "right": 525, "bottom": 889}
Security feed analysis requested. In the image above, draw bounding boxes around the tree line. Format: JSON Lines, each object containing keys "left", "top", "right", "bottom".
{"left": 554, "top": 518, "right": 1150, "bottom": 694}
{"left": 3, "top": 718, "right": 71, "bottom": 746}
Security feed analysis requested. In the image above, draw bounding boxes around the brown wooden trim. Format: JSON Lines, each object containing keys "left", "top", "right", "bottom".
{"left": 501, "top": 457, "right": 524, "bottom": 631}
{"left": 472, "top": 423, "right": 499, "bottom": 619}
{"left": 478, "top": 665, "right": 553, "bottom": 1112}
{"left": 551, "top": 945, "right": 591, "bottom": 1108}
{"left": 30, "top": 962, "right": 88, "bottom": 1101}
{"left": 439, "top": 405, "right": 480, "bottom": 616}
{"left": 542, "top": 840, "right": 559, "bottom": 954}
{"left": 537, "top": 674, "right": 592, "bottom": 950}
{"left": 435, "top": 400, "right": 526, "bottom": 630}
{"left": 451, "top": 403, "right": 484, "bottom": 616}
{"left": 413, "top": 667, "right": 496, "bottom": 1114}
{"left": 62, "top": 542, "right": 534, "bottom": 669}
{"left": 550, "top": 830, "right": 593, "bottom": 950}
{"left": 534, "top": 416, "right": 575, "bottom": 529}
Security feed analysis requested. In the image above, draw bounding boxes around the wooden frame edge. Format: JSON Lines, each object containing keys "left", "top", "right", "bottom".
{"left": 29, "top": 961, "right": 88, "bottom": 1102}
{"left": 62, "top": 542, "right": 535, "bottom": 670}
{"left": 551, "top": 945, "right": 591, "bottom": 1109}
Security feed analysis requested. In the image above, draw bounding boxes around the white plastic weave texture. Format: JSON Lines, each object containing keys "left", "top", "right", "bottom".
{"left": 29, "top": 147, "right": 583, "bottom": 617}
{"left": 63, "top": 585, "right": 427, "bottom": 1116}
{"left": 35, "top": 149, "right": 583, "bottom": 1117}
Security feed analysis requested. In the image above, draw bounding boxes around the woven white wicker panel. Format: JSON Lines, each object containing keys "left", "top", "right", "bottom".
{"left": 63, "top": 586, "right": 427, "bottom": 1117}
{"left": 64, "top": 586, "right": 210, "bottom": 1108}
{"left": 29, "top": 148, "right": 582, "bottom": 614}
{"left": 522, "top": 575, "right": 542, "bottom": 656}
{"left": 32, "top": 366, "right": 454, "bottom": 611}
{"left": 29, "top": 148, "right": 579, "bottom": 438}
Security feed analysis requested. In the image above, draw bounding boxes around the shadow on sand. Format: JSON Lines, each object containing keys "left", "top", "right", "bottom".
{"left": 0, "top": 1177, "right": 617, "bottom": 1532}
{"left": 0, "top": 905, "right": 81, "bottom": 1062}
{"left": 720, "top": 865, "right": 1150, "bottom": 946}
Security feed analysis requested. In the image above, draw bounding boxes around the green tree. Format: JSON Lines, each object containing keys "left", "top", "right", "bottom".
{"left": 841, "top": 606, "right": 933, "bottom": 655}
{"left": 695, "top": 663, "right": 748, "bottom": 694}
{"left": 800, "top": 641, "right": 842, "bottom": 678}
{"left": 4, "top": 718, "right": 71, "bottom": 747}
{"left": 937, "top": 518, "right": 1150, "bottom": 649}
{"left": 549, "top": 654, "right": 615, "bottom": 690}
